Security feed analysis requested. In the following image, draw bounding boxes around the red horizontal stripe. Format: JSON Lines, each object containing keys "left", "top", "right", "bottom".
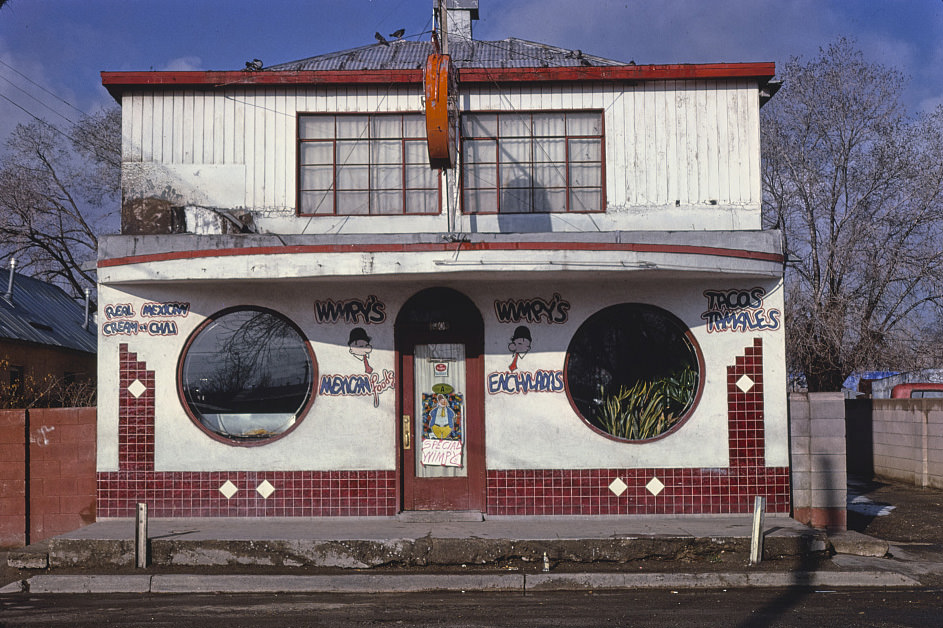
{"left": 98, "top": 241, "right": 783, "bottom": 269}
{"left": 100, "top": 63, "right": 775, "bottom": 92}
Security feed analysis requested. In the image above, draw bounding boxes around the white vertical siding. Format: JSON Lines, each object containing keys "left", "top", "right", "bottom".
{"left": 121, "top": 79, "right": 761, "bottom": 218}
{"left": 716, "top": 81, "right": 730, "bottom": 203}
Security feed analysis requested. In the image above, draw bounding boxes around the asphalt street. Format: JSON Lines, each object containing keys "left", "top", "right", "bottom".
{"left": 2, "top": 589, "right": 943, "bottom": 627}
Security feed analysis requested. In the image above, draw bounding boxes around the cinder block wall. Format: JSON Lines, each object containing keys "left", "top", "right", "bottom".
{"left": 0, "top": 410, "right": 27, "bottom": 547}
{"left": 790, "top": 392, "right": 847, "bottom": 530}
{"left": 28, "top": 408, "right": 97, "bottom": 542}
{"left": 872, "top": 399, "right": 943, "bottom": 489}
{"left": 932, "top": 407, "right": 943, "bottom": 487}
{"left": 0, "top": 407, "right": 96, "bottom": 548}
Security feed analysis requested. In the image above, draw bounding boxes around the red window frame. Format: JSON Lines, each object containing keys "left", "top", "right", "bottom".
{"left": 297, "top": 113, "right": 441, "bottom": 217}
{"left": 460, "top": 110, "right": 606, "bottom": 215}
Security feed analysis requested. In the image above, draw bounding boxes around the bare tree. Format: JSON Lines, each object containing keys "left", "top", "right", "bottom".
{"left": 0, "top": 107, "right": 120, "bottom": 297}
{"left": 763, "top": 39, "right": 943, "bottom": 391}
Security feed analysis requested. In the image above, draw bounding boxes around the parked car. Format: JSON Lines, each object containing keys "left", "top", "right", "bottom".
{"left": 891, "top": 383, "right": 943, "bottom": 398}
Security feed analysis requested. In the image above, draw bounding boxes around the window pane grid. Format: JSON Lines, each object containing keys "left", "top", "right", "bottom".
{"left": 298, "top": 113, "right": 438, "bottom": 216}
{"left": 461, "top": 111, "right": 603, "bottom": 214}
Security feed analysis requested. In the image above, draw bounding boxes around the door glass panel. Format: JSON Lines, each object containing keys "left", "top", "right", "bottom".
{"left": 414, "top": 343, "right": 467, "bottom": 478}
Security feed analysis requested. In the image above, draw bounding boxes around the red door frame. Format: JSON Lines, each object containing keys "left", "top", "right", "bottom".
{"left": 395, "top": 288, "right": 486, "bottom": 512}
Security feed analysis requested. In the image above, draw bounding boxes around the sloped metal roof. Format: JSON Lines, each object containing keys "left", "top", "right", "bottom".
{"left": 0, "top": 269, "right": 96, "bottom": 354}
{"left": 265, "top": 38, "right": 627, "bottom": 72}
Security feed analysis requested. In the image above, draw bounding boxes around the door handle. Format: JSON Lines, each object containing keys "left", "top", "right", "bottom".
{"left": 402, "top": 414, "right": 411, "bottom": 449}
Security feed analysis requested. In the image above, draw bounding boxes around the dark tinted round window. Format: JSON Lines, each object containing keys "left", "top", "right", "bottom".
{"left": 565, "top": 303, "right": 700, "bottom": 441}
{"left": 180, "top": 307, "right": 315, "bottom": 444}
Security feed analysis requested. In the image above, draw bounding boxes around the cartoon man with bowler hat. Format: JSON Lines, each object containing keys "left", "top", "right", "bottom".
{"left": 348, "top": 327, "right": 374, "bottom": 374}
{"left": 508, "top": 325, "right": 532, "bottom": 371}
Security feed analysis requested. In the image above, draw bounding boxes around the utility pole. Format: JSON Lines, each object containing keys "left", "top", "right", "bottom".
{"left": 438, "top": 0, "right": 448, "bottom": 55}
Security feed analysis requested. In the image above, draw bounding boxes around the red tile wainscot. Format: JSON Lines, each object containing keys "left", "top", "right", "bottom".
{"left": 486, "top": 338, "right": 790, "bottom": 516}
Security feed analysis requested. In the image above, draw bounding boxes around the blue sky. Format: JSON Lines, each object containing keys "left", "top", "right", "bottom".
{"left": 1, "top": 0, "right": 942, "bottom": 144}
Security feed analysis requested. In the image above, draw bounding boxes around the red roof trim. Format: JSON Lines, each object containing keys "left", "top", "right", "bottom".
{"left": 101, "top": 63, "right": 775, "bottom": 94}
{"left": 460, "top": 63, "right": 775, "bottom": 83}
{"left": 99, "top": 241, "right": 784, "bottom": 269}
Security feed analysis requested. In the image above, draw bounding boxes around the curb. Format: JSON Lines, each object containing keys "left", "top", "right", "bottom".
{"left": 3, "top": 570, "right": 920, "bottom": 594}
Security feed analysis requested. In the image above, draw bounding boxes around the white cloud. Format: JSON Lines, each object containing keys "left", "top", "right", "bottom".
{"left": 0, "top": 43, "right": 80, "bottom": 150}
{"left": 160, "top": 56, "right": 204, "bottom": 72}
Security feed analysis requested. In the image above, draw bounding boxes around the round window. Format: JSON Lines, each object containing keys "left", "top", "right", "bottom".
{"left": 565, "top": 303, "right": 701, "bottom": 441}
{"left": 179, "top": 307, "right": 315, "bottom": 445}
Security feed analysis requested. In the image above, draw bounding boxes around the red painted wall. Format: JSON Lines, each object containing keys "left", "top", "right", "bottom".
{"left": 0, "top": 410, "right": 27, "bottom": 547}
{"left": 0, "top": 407, "right": 96, "bottom": 548}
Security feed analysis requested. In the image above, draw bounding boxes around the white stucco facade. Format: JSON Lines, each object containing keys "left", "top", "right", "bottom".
{"left": 97, "top": 233, "right": 787, "bottom": 472}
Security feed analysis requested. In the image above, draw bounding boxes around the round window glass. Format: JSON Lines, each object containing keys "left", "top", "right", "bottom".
{"left": 565, "top": 303, "right": 700, "bottom": 441}
{"left": 180, "top": 307, "right": 315, "bottom": 444}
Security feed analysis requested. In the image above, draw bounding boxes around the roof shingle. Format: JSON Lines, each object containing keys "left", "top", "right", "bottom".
{"left": 265, "top": 38, "right": 626, "bottom": 72}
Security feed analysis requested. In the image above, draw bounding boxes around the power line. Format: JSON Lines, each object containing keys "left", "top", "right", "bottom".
{"left": 0, "top": 92, "right": 81, "bottom": 146}
{"left": 0, "top": 58, "right": 86, "bottom": 117}
{"left": 0, "top": 60, "right": 118, "bottom": 164}
{"left": 0, "top": 72, "right": 76, "bottom": 126}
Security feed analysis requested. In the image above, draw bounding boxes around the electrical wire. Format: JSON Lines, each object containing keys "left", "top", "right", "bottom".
{"left": 0, "top": 58, "right": 87, "bottom": 117}
{"left": 0, "top": 59, "right": 118, "bottom": 164}
{"left": 0, "top": 92, "right": 81, "bottom": 146}
{"left": 0, "top": 72, "right": 75, "bottom": 126}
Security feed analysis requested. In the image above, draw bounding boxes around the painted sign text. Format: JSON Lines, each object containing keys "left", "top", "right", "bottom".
{"left": 102, "top": 301, "right": 191, "bottom": 337}
{"left": 701, "top": 288, "right": 781, "bottom": 333}
{"left": 141, "top": 301, "right": 190, "bottom": 317}
{"left": 315, "top": 295, "right": 386, "bottom": 324}
{"left": 494, "top": 293, "right": 570, "bottom": 324}
{"left": 488, "top": 369, "right": 565, "bottom": 395}
{"left": 318, "top": 369, "right": 396, "bottom": 408}
{"left": 104, "top": 303, "right": 134, "bottom": 319}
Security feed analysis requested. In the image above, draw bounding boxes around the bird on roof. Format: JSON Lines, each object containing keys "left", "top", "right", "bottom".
{"left": 245, "top": 59, "right": 263, "bottom": 71}
{"left": 375, "top": 32, "right": 389, "bottom": 45}
{"left": 390, "top": 28, "right": 405, "bottom": 39}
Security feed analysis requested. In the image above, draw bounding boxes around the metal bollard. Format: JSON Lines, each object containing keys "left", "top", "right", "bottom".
{"left": 135, "top": 503, "right": 148, "bottom": 568}
{"left": 749, "top": 495, "right": 766, "bottom": 565}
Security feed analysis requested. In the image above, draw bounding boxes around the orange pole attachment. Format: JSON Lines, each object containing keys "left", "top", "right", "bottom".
{"left": 424, "top": 53, "right": 457, "bottom": 169}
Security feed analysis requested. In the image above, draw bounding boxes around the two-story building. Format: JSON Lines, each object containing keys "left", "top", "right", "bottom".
{"left": 96, "top": 1, "right": 787, "bottom": 519}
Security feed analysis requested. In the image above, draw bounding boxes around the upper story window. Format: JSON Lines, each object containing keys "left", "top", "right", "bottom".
{"left": 298, "top": 113, "right": 440, "bottom": 216}
{"left": 462, "top": 111, "right": 604, "bottom": 214}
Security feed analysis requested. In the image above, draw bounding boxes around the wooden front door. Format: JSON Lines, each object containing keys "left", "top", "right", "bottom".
{"left": 396, "top": 288, "right": 485, "bottom": 512}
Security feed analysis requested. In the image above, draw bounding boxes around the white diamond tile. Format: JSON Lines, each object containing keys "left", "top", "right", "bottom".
{"left": 736, "top": 374, "right": 755, "bottom": 393}
{"left": 646, "top": 476, "right": 665, "bottom": 496}
{"left": 608, "top": 477, "right": 628, "bottom": 497}
{"left": 219, "top": 480, "right": 238, "bottom": 499}
{"left": 127, "top": 379, "right": 147, "bottom": 398}
{"left": 256, "top": 480, "right": 275, "bottom": 499}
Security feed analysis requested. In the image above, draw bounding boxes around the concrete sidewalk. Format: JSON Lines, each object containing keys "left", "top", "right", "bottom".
{"left": 1, "top": 514, "right": 925, "bottom": 593}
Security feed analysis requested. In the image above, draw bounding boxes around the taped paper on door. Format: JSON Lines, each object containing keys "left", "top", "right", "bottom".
{"left": 421, "top": 438, "right": 463, "bottom": 467}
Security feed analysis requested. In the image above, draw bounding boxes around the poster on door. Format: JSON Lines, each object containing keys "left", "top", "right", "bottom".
{"left": 420, "top": 386, "right": 464, "bottom": 467}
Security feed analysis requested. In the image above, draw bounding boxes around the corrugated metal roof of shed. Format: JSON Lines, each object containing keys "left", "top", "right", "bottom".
{"left": 0, "top": 269, "right": 96, "bottom": 355}
{"left": 265, "top": 38, "right": 627, "bottom": 72}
